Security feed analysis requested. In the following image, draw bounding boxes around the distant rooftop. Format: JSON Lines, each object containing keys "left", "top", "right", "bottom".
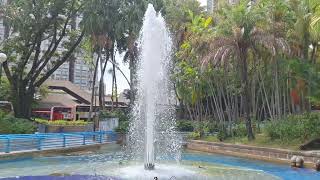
{"left": 37, "top": 80, "right": 129, "bottom": 109}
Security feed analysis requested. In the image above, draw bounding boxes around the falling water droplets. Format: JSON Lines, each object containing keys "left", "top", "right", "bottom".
{"left": 127, "top": 4, "right": 180, "bottom": 168}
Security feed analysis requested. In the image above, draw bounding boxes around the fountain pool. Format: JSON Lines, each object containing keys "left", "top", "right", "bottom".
{"left": 0, "top": 145, "right": 319, "bottom": 180}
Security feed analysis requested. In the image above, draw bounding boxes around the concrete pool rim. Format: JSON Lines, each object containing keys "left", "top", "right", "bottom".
{"left": 0, "top": 143, "right": 111, "bottom": 161}
{"left": 187, "top": 140, "right": 320, "bottom": 169}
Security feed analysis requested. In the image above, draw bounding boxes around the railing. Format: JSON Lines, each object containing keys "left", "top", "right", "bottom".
{"left": 0, "top": 131, "right": 117, "bottom": 154}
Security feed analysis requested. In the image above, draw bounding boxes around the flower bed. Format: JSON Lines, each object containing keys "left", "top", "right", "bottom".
{"left": 35, "top": 119, "right": 93, "bottom": 133}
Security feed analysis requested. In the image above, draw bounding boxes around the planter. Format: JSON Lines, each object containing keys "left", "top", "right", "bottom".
{"left": 38, "top": 123, "right": 94, "bottom": 133}
{"left": 99, "top": 118, "right": 119, "bottom": 131}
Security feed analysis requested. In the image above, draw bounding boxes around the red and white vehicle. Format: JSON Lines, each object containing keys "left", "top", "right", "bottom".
{"left": 32, "top": 105, "right": 99, "bottom": 120}
{"left": 32, "top": 106, "right": 73, "bottom": 120}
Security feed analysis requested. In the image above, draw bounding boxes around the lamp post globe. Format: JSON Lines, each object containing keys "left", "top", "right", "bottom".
{"left": 0, "top": 52, "right": 6, "bottom": 86}
{"left": 0, "top": 53, "right": 7, "bottom": 63}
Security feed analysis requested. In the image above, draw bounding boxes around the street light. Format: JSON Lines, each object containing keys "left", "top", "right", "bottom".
{"left": 0, "top": 53, "right": 7, "bottom": 86}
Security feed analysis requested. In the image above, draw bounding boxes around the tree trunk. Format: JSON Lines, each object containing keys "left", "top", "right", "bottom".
{"left": 69, "top": 56, "right": 75, "bottom": 83}
{"left": 302, "top": 25, "right": 310, "bottom": 61}
{"left": 129, "top": 55, "right": 137, "bottom": 106}
{"left": 11, "top": 83, "right": 34, "bottom": 119}
{"left": 111, "top": 75, "right": 115, "bottom": 111}
{"left": 68, "top": 16, "right": 77, "bottom": 83}
{"left": 98, "top": 48, "right": 106, "bottom": 110}
{"left": 89, "top": 56, "right": 99, "bottom": 122}
{"left": 99, "top": 78, "right": 105, "bottom": 109}
{"left": 240, "top": 48, "right": 255, "bottom": 140}
{"left": 113, "top": 61, "right": 118, "bottom": 108}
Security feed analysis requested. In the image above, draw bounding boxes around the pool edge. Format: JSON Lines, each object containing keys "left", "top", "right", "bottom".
{"left": 0, "top": 143, "right": 112, "bottom": 161}
{"left": 187, "top": 140, "right": 319, "bottom": 169}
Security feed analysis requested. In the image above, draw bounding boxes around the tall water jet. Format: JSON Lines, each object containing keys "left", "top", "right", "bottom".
{"left": 128, "top": 4, "right": 180, "bottom": 170}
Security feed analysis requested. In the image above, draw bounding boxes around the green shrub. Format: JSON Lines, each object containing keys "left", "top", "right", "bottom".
{"left": 0, "top": 115, "right": 36, "bottom": 134}
{"left": 0, "top": 110, "right": 6, "bottom": 119}
{"left": 100, "top": 110, "right": 129, "bottom": 121}
{"left": 188, "top": 131, "right": 201, "bottom": 140}
{"left": 217, "top": 129, "right": 227, "bottom": 141}
{"left": 193, "top": 121, "right": 219, "bottom": 135}
{"left": 265, "top": 113, "right": 320, "bottom": 143}
{"left": 203, "top": 121, "right": 219, "bottom": 133}
{"left": 115, "top": 120, "right": 129, "bottom": 133}
{"left": 176, "top": 120, "right": 194, "bottom": 132}
{"left": 35, "top": 119, "right": 90, "bottom": 126}
{"left": 232, "top": 123, "right": 247, "bottom": 137}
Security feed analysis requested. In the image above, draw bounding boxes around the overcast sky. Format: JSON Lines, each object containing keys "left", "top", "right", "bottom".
{"left": 105, "top": 0, "right": 207, "bottom": 94}
{"left": 199, "top": 0, "right": 207, "bottom": 6}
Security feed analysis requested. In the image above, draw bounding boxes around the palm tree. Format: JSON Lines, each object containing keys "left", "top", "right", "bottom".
{"left": 117, "top": 0, "right": 146, "bottom": 106}
{"left": 201, "top": 1, "right": 289, "bottom": 140}
{"left": 288, "top": 0, "right": 320, "bottom": 62}
{"left": 310, "top": 1, "right": 320, "bottom": 64}
{"left": 82, "top": 0, "right": 122, "bottom": 113}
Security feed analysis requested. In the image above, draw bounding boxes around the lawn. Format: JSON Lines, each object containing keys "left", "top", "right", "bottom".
{"left": 203, "top": 133, "right": 301, "bottom": 151}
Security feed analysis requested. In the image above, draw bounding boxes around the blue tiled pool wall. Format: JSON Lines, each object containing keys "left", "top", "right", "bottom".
{"left": 183, "top": 152, "right": 320, "bottom": 180}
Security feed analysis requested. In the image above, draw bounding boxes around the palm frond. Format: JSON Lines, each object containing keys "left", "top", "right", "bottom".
{"left": 209, "top": 37, "right": 235, "bottom": 50}
{"left": 201, "top": 40, "right": 236, "bottom": 70}
{"left": 250, "top": 28, "right": 290, "bottom": 56}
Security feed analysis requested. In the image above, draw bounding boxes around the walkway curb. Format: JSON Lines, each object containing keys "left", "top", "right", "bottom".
{"left": 0, "top": 143, "right": 111, "bottom": 161}
{"left": 187, "top": 140, "right": 320, "bottom": 169}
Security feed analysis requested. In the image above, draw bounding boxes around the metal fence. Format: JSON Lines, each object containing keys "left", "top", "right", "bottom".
{"left": 0, "top": 131, "right": 117, "bottom": 154}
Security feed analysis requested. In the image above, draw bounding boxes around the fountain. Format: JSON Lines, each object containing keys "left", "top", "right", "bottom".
{"left": 128, "top": 4, "right": 180, "bottom": 171}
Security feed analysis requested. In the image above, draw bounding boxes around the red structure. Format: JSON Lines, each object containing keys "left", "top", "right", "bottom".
{"left": 32, "top": 106, "right": 73, "bottom": 120}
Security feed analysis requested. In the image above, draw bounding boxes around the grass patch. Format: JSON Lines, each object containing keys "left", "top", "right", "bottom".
{"left": 202, "top": 133, "right": 300, "bottom": 150}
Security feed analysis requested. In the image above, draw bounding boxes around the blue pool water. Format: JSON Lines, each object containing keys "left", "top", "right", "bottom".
{"left": 183, "top": 152, "right": 320, "bottom": 180}
{"left": 0, "top": 146, "right": 319, "bottom": 180}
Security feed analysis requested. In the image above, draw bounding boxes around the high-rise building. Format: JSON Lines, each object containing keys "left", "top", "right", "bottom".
{"left": 0, "top": 15, "right": 5, "bottom": 42}
{"left": 49, "top": 16, "right": 93, "bottom": 90}
{"left": 50, "top": 56, "right": 93, "bottom": 90}
{"left": 207, "top": 0, "right": 242, "bottom": 13}
{"left": 228, "top": 0, "right": 240, "bottom": 5}
{"left": 0, "top": 0, "right": 8, "bottom": 41}
{"left": 207, "top": 0, "right": 214, "bottom": 13}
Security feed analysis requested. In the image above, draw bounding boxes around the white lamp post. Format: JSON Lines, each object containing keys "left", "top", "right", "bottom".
{"left": 0, "top": 53, "right": 7, "bottom": 86}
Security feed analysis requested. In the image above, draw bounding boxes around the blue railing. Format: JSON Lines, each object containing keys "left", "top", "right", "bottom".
{"left": 0, "top": 131, "right": 117, "bottom": 154}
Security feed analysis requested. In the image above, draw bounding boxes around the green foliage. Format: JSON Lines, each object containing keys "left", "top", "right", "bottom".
{"left": 0, "top": 113, "right": 36, "bottom": 134}
{"left": 186, "top": 121, "right": 220, "bottom": 141}
{"left": 0, "top": 110, "right": 6, "bottom": 118}
{"left": 265, "top": 113, "right": 320, "bottom": 143}
{"left": 217, "top": 129, "right": 228, "bottom": 141}
{"left": 193, "top": 121, "right": 219, "bottom": 135}
{"left": 176, "top": 120, "right": 194, "bottom": 132}
{"left": 232, "top": 123, "right": 248, "bottom": 137}
{"left": 35, "top": 119, "right": 90, "bottom": 126}
{"left": 188, "top": 131, "right": 201, "bottom": 140}
{"left": 0, "top": 78, "right": 11, "bottom": 101}
{"left": 288, "top": 59, "right": 320, "bottom": 104}
{"left": 115, "top": 120, "right": 129, "bottom": 134}
{"left": 173, "top": 0, "right": 320, "bottom": 142}
{"left": 100, "top": 110, "right": 129, "bottom": 121}
{"left": 163, "top": 0, "right": 203, "bottom": 36}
